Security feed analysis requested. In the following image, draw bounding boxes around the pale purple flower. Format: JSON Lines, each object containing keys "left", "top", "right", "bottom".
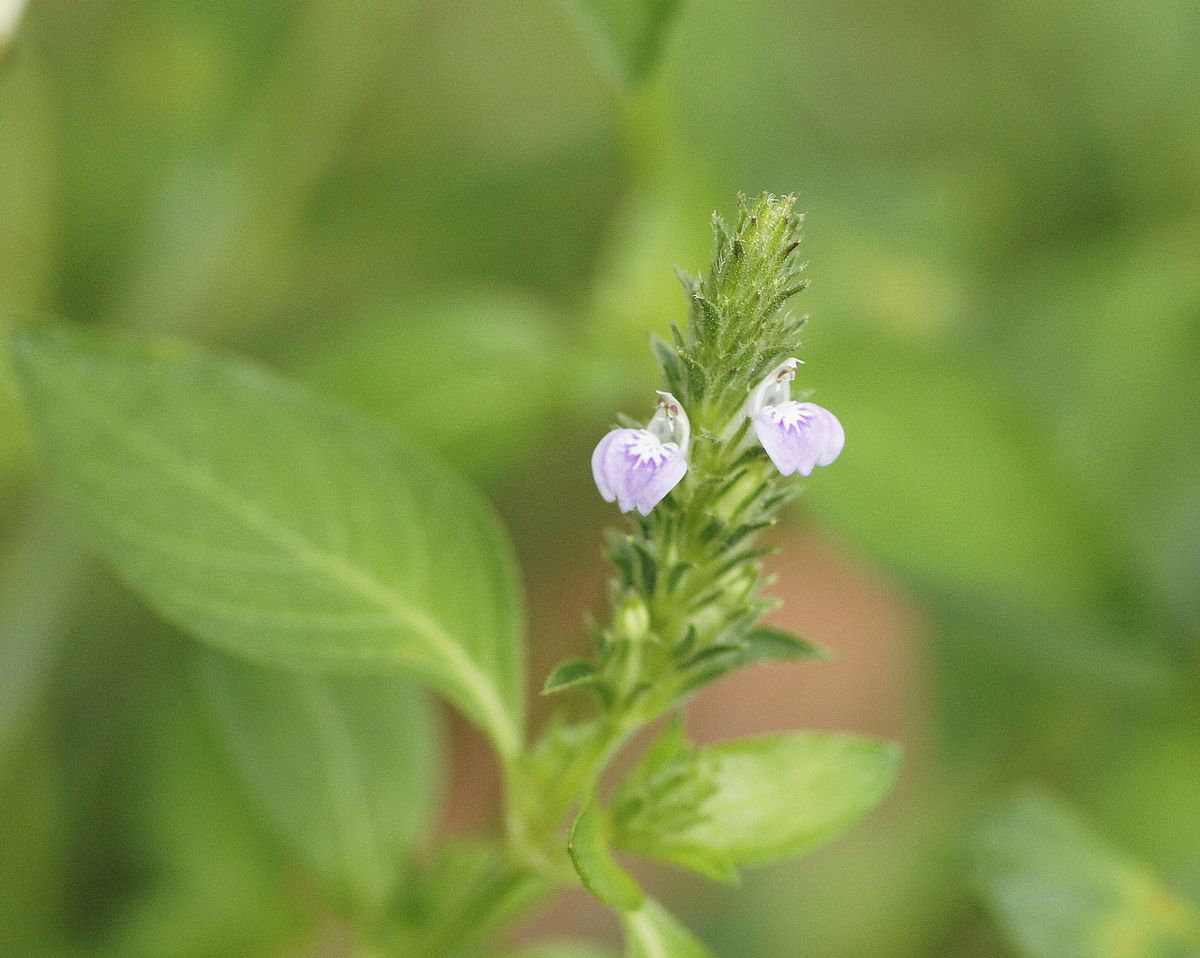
{"left": 592, "top": 392, "right": 690, "bottom": 515}
{"left": 748, "top": 358, "right": 844, "bottom": 477}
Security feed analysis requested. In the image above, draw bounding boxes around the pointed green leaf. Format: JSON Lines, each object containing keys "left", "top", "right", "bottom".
{"left": 543, "top": 658, "right": 603, "bottom": 695}
{"left": 738, "top": 626, "right": 831, "bottom": 663}
{"left": 9, "top": 325, "right": 525, "bottom": 756}
{"left": 195, "top": 648, "right": 442, "bottom": 915}
{"left": 615, "top": 732, "right": 900, "bottom": 877}
{"left": 623, "top": 899, "right": 713, "bottom": 958}
{"left": 972, "top": 790, "right": 1200, "bottom": 958}
{"left": 562, "top": 0, "right": 684, "bottom": 86}
{"left": 569, "top": 799, "right": 645, "bottom": 911}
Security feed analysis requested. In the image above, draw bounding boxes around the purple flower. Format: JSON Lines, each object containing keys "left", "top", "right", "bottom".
{"left": 748, "top": 359, "right": 844, "bottom": 477}
{"left": 592, "top": 392, "right": 690, "bottom": 515}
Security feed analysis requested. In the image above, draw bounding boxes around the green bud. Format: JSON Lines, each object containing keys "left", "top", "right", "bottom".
{"left": 616, "top": 592, "right": 651, "bottom": 641}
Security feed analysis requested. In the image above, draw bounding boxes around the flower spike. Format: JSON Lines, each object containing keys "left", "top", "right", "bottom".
{"left": 592, "top": 392, "right": 690, "bottom": 515}
{"left": 748, "top": 359, "right": 844, "bottom": 477}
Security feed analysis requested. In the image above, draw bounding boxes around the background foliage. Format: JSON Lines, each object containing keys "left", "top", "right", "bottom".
{"left": 1, "top": 0, "right": 1198, "bottom": 956}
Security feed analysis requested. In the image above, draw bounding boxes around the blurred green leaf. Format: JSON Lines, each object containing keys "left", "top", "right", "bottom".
{"left": 390, "top": 840, "right": 553, "bottom": 957}
{"left": 507, "top": 943, "right": 616, "bottom": 958}
{"left": 622, "top": 899, "right": 713, "bottom": 958}
{"left": 972, "top": 789, "right": 1200, "bottom": 958}
{"left": 561, "top": 0, "right": 683, "bottom": 86}
{"left": 543, "top": 658, "right": 605, "bottom": 696}
{"left": 0, "top": 51, "right": 53, "bottom": 482}
{"left": 0, "top": 500, "right": 87, "bottom": 762}
{"left": 10, "top": 325, "right": 525, "bottom": 757}
{"left": 615, "top": 732, "right": 900, "bottom": 876}
{"left": 805, "top": 332, "right": 1101, "bottom": 605}
{"left": 569, "top": 798, "right": 645, "bottom": 911}
{"left": 105, "top": 692, "right": 313, "bottom": 958}
{"left": 285, "top": 289, "right": 577, "bottom": 481}
{"left": 0, "top": 729, "right": 69, "bottom": 958}
{"left": 195, "top": 647, "right": 442, "bottom": 916}
{"left": 0, "top": 51, "right": 53, "bottom": 316}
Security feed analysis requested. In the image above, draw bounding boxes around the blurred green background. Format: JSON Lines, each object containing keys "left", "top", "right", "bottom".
{"left": 2, "top": 1, "right": 1199, "bottom": 956}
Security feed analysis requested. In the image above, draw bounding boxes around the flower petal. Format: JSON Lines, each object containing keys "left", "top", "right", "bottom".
{"left": 634, "top": 446, "right": 688, "bottom": 515}
{"left": 591, "top": 428, "right": 626, "bottom": 502}
{"left": 753, "top": 402, "right": 833, "bottom": 477}
{"left": 813, "top": 406, "right": 845, "bottom": 466}
{"left": 593, "top": 429, "right": 688, "bottom": 514}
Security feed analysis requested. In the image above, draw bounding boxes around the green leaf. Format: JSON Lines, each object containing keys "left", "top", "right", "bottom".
{"left": 972, "top": 790, "right": 1200, "bottom": 958}
{"left": 614, "top": 732, "right": 900, "bottom": 877}
{"left": 677, "top": 626, "right": 831, "bottom": 695}
{"left": 569, "top": 799, "right": 645, "bottom": 911}
{"left": 543, "top": 658, "right": 604, "bottom": 695}
{"left": 737, "top": 626, "right": 831, "bottom": 663}
{"left": 108, "top": 692, "right": 314, "bottom": 958}
{"left": 284, "top": 289, "right": 578, "bottom": 481}
{"left": 9, "top": 325, "right": 525, "bottom": 757}
{"left": 0, "top": 499, "right": 88, "bottom": 763}
{"left": 195, "top": 647, "right": 442, "bottom": 915}
{"left": 804, "top": 333, "right": 1099, "bottom": 606}
{"left": 622, "top": 899, "right": 714, "bottom": 958}
{"left": 0, "top": 728, "right": 70, "bottom": 958}
{"left": 391, "top": 840, "right": 553, "bottom": 956}
{"left": 562, "top": 0, "right": 684, "bottom": 86}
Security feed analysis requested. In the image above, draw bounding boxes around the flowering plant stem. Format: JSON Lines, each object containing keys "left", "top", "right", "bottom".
{"left": 386, "top": 192, "right": 859, "bottom": 955}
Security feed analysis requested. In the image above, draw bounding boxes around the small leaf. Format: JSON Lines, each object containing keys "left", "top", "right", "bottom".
{"left": 677, "top": 627, "right": 830, "bottom": 696}
{"left": 543, "top": 658, "right": 602, "bottom": 695}
{"left": 562, "top": 0, "right": 684, "bottom": 86}
{"left": 568, "top": 799, "right": 644, "bottom": 911}
{"left": 614, "top": 732, "right": 900, "bottom": 878}
{"left": 972, "top": 789, "right": 1200, "bottom": 958}
{"left": 195, "top": 648, "right": 442, "bottom": 916}
{"left": 622, "top": 899, "right": 714, "bottom": 958}
{"left": 9, "top": 325, "right": 525, "bottom": 757}
{"left": 738, "top": 626, "right": 831, "bottom": 663}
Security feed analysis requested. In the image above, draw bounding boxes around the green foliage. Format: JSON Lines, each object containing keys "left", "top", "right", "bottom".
{"left": 0, "top": 500, "right": 86, "bottom": 763}
{"left": 0, "top": 730, "right": 69, "bottom": 958}
{"left": 568, "top": 798, "right": 645, "bottom": 911}
{"left": 623, "top": 899, "right": 715, "bottom": 958}
{"left": 10, "top": 325, "right": 526, "bottom": 757}
{"left": 2, "top": 0, "right": 1198, "bottom": 953}
{"left": 613, "top": 729, "right": 900, "bottom": 880}
{"left": 543, "top": 658, "right": 606, "bottom": 696}
{"left": 506, "top": 944, "right": 616, "bottom": 958}
{"left": 388, "top": 841, "right": 553, "bottom": 957}
{"left": 564, "top": 0, "right": 684, "bottom": 86}
{"left": 803, "top": 332, "right": 1101, "bottom": 605}
{"left": 284, "top": 289, "right": 579, "bottom": 481}
{"left": 532, "top": 193, "right": 901, "bottom": 947}
{"left": 105, "top": 695, "right": 314, "bottom": 958}
{"left": 972, "top": 790, "right": 1200, "bottom": 958}
{"left": 195, "top": 648, "right": 442, "bottom": 917}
